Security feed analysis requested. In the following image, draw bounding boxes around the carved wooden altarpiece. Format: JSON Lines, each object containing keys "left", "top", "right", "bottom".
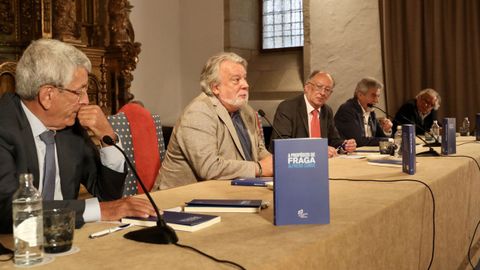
{"left": 0, "top": 0, "right": 141, "bottom": 114}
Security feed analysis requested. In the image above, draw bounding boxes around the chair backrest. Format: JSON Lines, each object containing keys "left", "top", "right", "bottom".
{"left": 107, "top": 104, "right": 166, "bottom": 196}
{"left": 107, "top": 112, "right": 137, "bottom": 196}
{"left": 255, "top": 111, "right": 265, "bottom": 144}
{"left": 0, "top": 61, "right": 17, "bottom": 97}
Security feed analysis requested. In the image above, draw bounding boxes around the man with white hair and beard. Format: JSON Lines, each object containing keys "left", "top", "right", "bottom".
{"left": 157, "top": 52, "right": 272, "bottom": 190}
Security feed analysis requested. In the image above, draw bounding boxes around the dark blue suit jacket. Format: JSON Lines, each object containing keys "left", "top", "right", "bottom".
{"left": 0, "top": 93, "right": 125, "bottom": 233}
{"left": 334, "top": 97, "right": 389, "bottom": 146}
{"left": 270, "top": 94, "right": 345, "bottom": 151}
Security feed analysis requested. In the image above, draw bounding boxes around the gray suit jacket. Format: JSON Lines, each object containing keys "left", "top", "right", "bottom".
{"left": 158, "top": 93, "right": 270, "bottom": 189}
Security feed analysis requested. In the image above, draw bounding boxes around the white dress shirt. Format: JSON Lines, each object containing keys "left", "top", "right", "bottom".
{"left": 359, "top": 101, "right": 373, "bottom": 137}
{"left": 21, "top": 101, "right": 125, "bottom": 222}
{"left": 304, "top": 94, "right": 319, "bottom": 137}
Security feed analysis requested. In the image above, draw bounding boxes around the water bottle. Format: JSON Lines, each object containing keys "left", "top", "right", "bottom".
{"left": 393, "top": 126, "right": 402, "bottom": 157}
{"left": 431, "top": 120, "right": 440, "bottom": 142}
{"left": 12, "top": 173, "right": 44, "bottom": 266}
{"left": 461, "top": 117, "right": 470, "bottom": 136}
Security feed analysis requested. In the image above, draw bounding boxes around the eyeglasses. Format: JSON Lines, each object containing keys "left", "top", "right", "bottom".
{"left": 420, "top": 96, "right": 436, "bottom": 108}
{"left": 55, "top": 85, "right": 88, "bottom": 101}
{"left": 308, "top": 82, "right": 333, "bottom": 95}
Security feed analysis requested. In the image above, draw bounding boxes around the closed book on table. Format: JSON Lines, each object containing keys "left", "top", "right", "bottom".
{"left": 184, "top": 199, "right": 263, "bottom": 213}
{"left": 273, "top": 138, "right": 330, "bottom": 226}
{"left": 121, "top": 211, "right": 221, "bottom": 232}
{"left": 231, "top": 177, "right": 273, "bottom": 187}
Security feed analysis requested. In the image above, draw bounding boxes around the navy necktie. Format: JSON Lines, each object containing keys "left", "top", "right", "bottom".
{"left": 231, "top": 111, "right": 253, "bottom": 161}
{"left": 39, "top": 130, "right": 56, "bottom": 200}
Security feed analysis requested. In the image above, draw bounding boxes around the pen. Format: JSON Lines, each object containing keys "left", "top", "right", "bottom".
{"left": 337, "top": 141, "right": 347, "bottom": 154}
{"left": 89, "top": 223, "right": 132, "bottom": 239}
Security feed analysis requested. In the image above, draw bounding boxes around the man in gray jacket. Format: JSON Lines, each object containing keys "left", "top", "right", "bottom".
{"left": 158, "top": 52, "right": 272, "bottom": 190}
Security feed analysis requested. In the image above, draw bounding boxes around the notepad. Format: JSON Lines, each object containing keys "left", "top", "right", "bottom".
{"left": 367, "top": 159, "right": 402, "bottom": 167}
{"left": 121, "top": 211, "right": 221, "bottom": 232}
{"left": 366, "top": 156, "right": 402, "bottom": 167}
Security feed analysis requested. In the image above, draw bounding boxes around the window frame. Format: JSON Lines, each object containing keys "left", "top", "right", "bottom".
{"left": 260, "top": 0, "right": 304, "bottom": 52}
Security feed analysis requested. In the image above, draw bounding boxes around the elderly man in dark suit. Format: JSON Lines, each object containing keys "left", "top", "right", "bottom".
{"left": 271, "top": 71, "right": 356, "bottom": 158}
{"left": 0, "top": 39, "right": 155, "bottom": 233}
{"left": 334, "top": 77, "right": 392, "bottom": 146}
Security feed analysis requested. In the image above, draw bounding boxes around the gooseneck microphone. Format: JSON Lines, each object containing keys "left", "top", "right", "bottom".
{"left": 258, "top": 109, "right": 286, "bottom": 139}
{"left": 367, "top": 104, "right": 440, "bottom": 157}
{"left": 102, "top": 136, "right": 178, "bottom": 244}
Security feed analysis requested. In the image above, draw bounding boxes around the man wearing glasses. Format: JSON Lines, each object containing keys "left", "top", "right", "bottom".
{"left": 0, "top": 39, "right": 155, "bottom": 233}
{"left": 271, "top": 71, "right": 356, "bottom": 158}
{"left": 392, "top": 88, "right": 441, "bottom": 135}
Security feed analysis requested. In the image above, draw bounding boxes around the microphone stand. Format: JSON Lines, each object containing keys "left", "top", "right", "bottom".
{"left": 258, "top": 109, "right": 288, "bottom": 154}
{"left": 103, "top": 136, "right": 178, "bottom": 244}
{"left": 258, "top": 109, "right": 286, "bottom": 140}
{"left": 368, "top": 104, "right": 440, "bottom": 157}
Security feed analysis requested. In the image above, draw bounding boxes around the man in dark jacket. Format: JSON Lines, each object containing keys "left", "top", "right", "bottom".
{"left": 392, "top": 88, "right": 441, "bottom": 135}
{"left": 0, "top": 39, "right": 155, "bottom": 233}
{"left": 334, "top": 77, "right": 392, "bottom": 147}
{"left": 271, "top": 71, "right": 356, "bottom": 158}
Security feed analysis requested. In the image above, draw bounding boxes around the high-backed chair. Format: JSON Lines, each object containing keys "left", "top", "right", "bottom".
{"left": 108, "top": 103, "right": 166, "bottom": 196}
{"left": 255, "top": 111, "right": 265, "bottom": 145}
{"left": 0, "top": 61, "right": 17, "bottom": 97}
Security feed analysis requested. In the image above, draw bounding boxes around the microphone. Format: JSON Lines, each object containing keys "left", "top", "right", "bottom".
{"left": 257, "top": 109, "right": 286, "bottom": 139}
{"left": 367, "top": 104, "right": 440, "bottom": 157}
{"left": 102, "top": 136, "right": 178, "bottom": 244}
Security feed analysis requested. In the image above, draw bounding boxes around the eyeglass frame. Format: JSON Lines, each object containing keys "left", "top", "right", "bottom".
{"left": 54, "top": 85, "right": 89, "bottom": 101}
{"left": 307, "top": 82, "right": 334, "bottom": 95}
{"left": 419, "top": 95, "right": 437, "bottom": 108}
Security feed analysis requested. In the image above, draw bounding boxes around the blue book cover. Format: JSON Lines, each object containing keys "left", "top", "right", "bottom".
{"left": 121, "top": 211, "right": 221, "bottom": 232}
{"left": 183, "top": 199, "right": 263, "bottom": 213}
{"left": 185, "top": 199, "right": 262, "bottom": 207}
{"left": 441, "top": 118, "right": 456, "bottom": 155}
{"left": 231, "top": 177, "right": 273, "bottom": 187}
{"left": 273, "top": 138, "right": 330, "bottom": 226}
{"left": 401, "top": 124, "right": 416, "bottom": 175}
{"left": 476, "top": 113, "right": 480, "bottom": 141}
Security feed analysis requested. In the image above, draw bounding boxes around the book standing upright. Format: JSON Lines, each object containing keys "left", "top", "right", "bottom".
{"left": 273, "top": 138, "right": 330, "bottom": 226}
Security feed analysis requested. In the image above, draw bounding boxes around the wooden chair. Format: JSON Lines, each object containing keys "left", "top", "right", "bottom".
{"left": 0, "top": 61, "right": 17, "bottom": 97}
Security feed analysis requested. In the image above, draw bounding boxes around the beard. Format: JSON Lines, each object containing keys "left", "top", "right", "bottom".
{"left": 220, "top": 94, "right": 249, "bottom": 109}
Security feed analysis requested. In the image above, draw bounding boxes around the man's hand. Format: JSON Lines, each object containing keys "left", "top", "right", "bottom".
{"left": 343, "top": 139, "right": 357, "bottom": 153}
{"left": 379, "top": 118, "right": 393, "bottom": 133}
{"left": 77, "top": 105, "right": 115, "bottom": 142}
{"left": 327, "top": 146, "right": 338, "bottom": 158}
{"left": 99, "top": 197, "right": 157, "bottom": 221}
{"left": 258, "top": 155, "right": 273, "bottom": 177}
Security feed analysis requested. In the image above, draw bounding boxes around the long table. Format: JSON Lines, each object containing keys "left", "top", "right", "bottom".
{"left": 1, "top": 137, "right": 480, "bottom": 269}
